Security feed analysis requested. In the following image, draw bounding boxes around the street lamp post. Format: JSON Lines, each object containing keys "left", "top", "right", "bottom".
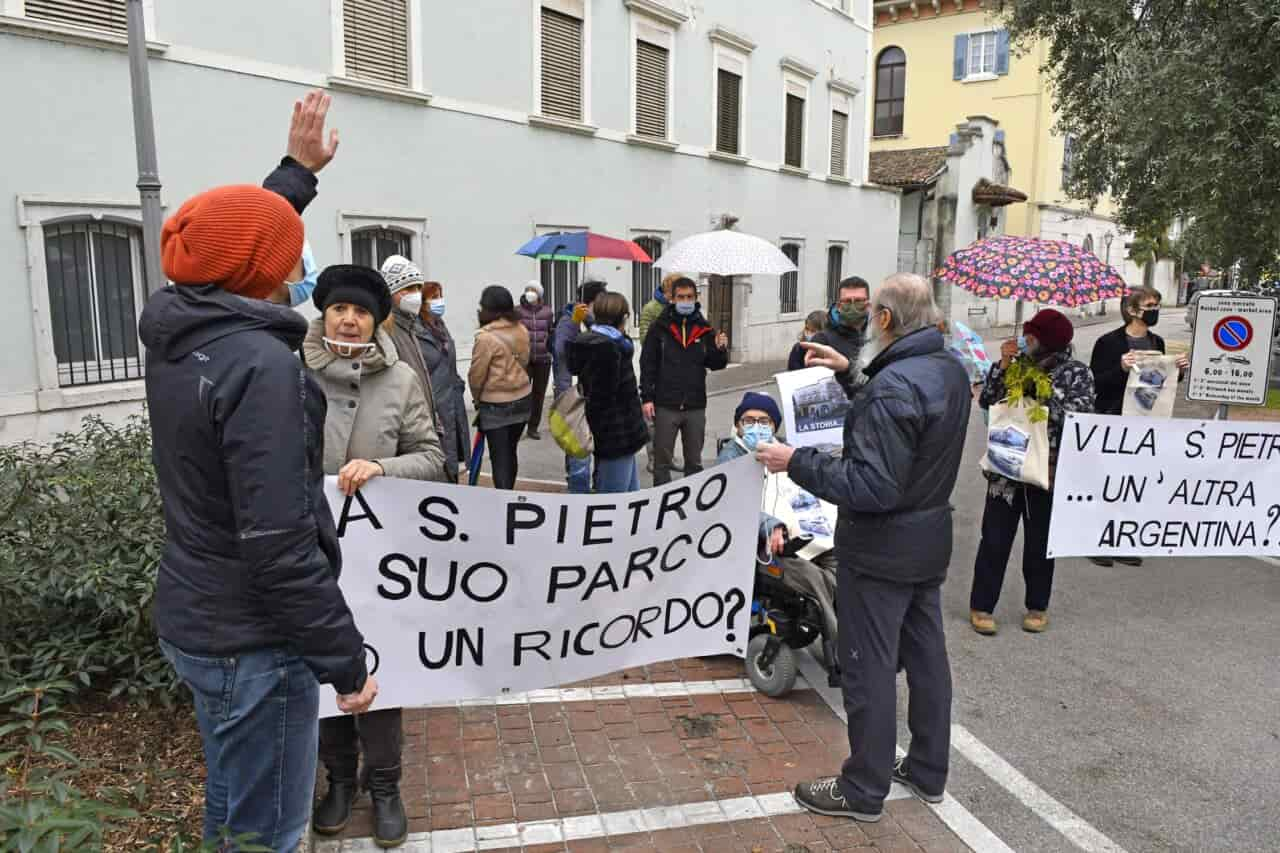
{"left": 1102, "top": 232, "right": 1114, "bottom": 316}
{"left": 126, "top": 0, "right": 165, "bottom": 296}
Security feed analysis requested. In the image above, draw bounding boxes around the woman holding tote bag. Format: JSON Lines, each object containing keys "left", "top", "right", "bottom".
{"left": 969, "top": 309, "right": 1095, "bottom": 636}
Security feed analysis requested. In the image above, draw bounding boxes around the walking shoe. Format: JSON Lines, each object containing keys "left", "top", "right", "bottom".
{"left": 969, "top": 610, "right": 997, "bottom": 635}
{"left": 312, "top": 768, "right": 358, "bottom": 836}
{"left": 367, "top": 766, "right": 408, "bottom": 848}
{"left": 1114, "top": 556, "right": 1144, "bottom": 566}
{"left": 1022, "top": 610, "right": 1049, "bottom": 633}
{"left": 793, "top": 778, "right": 882, "bottom": 822}
{"left": 1088, "top": 556, "right": 1115, "bottom": 567}
{"left": 892, "top": 758, "right": 944, "bottom": 804}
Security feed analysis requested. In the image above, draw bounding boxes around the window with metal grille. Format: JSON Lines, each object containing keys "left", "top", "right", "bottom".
{"left": 540, "top": 258, "right": 581, "bottom": 316}
{"left": 875, "top": 47, "right": 906, "bottom": 137}
{"left": 826, "top": 246, "right": 844, "bottom": 304}
{"left": 716, "top": 68, "right": 742, "bottom": 155}
{"left": 830, "top": 110, "right": 849, "bottom": 177}
{"left": 43, "top": 220, "right": 144, "bottom": 388}
{"left": 541, "top": 7, "right": 584, "bottom": 121}
{"left": 780, "top": 243, "right": 801, "bottom": 314}
{"left": 784, "top": 94, "right": 805, "bottom": 169}
{"left": 26, "top": 0, "right": 125, "bottom": 32}
{"left": 352, "top": 227, "right": 411, "bottom": 269}
{"left": 635, "top": 40, "right": 669, "bottom": 139}
{"left": 631, "top": 237, "right": 664, "bottom": 316}
{"left": 343, "top": 0, "right": 410, "bottom": 87}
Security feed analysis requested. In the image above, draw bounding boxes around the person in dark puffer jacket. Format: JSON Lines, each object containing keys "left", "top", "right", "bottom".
{"left": 639, "top": 277, "right": 729, "bottom": 485}
{"left": 138, "top": 91, "right": 377, "bottom": 853}
{"left": 569, "top": 292, "right": 648, "bottom": 492}
{"left": 518, "top": 280, "right": 555, "bottom": 439}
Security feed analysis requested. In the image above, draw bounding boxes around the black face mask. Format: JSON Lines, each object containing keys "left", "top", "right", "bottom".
{"left": 1141, "top": 309, "right": 1160, "bottom": 327}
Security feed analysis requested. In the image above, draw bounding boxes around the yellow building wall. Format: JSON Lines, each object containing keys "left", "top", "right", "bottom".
{"left": 870, "top": 2, "right": 1117, "bottom": 239}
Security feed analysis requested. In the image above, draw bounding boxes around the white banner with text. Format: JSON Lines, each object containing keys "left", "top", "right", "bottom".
{"left": 319, "top": 456, "right": 763, "bottom": 715}
{"left": 1048, "top": 414, "right": 1280, "bottom": 558}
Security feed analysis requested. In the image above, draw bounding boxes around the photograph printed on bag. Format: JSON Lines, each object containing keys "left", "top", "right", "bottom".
{"left": 986, "top": 423, "right": 1030, "bottom": 480}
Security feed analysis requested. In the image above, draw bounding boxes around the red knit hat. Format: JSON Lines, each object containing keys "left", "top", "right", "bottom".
{"left": 1023, "top": 308, "right": 1074, "bottom": 353}
{"left": 161, "top": 185, "right": 303, "bottom": 300}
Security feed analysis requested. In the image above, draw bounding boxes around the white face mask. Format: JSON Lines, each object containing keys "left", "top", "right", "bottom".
{"left": 525, "top": 290, "right": 540, "bottom": 304}
{"left": 398, "top": 291, "right": 423, "bottom": 316}
{"left": 322, "top": 337, "right": 377, "bottom": 359}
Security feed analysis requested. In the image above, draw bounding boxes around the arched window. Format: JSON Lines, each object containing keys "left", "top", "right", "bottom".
{"left": 631, "top": 236, "right": 664, "bottom": 319}
{"left": 351, "top": 226, "right": 412, "bottom": 269}
{"left": 42, "top": 220, "right": 145, "bottom": 387}
{"left": 874, "top": 47, "right": 906, "bottom": 137}
{"left": 780, "top": 243, "right": 801, "bottom": 314}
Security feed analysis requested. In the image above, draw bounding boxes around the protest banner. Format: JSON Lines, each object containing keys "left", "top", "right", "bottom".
{"left": 1047, "top": 414, "right": 1280, "bottom": 558}
{"left": 319, "top": 456, "right": 763, "bottom": 716}
{"left": 774, "top": 366, "right": 849, "bottom": 450}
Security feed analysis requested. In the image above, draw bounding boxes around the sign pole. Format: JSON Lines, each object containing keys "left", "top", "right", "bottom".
{"left": 126, "top": 0, "right": 166, "bottom": 297}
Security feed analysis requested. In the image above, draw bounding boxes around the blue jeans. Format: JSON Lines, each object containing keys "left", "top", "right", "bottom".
{"left": 594, "top": 454, "right": 639, "bottom": 493}
{"left": 160, "top": 640, "right": 319, "bottom": 852}
{"left": 565, "top": 453, "right": 593, "bottom": 493}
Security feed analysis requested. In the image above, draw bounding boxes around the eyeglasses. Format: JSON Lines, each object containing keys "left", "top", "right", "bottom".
{"left": 740, "top": 417, "right": 775, "bottom": 428}
{"left": 838, "top": 297, "right": 870, "bottom": 308}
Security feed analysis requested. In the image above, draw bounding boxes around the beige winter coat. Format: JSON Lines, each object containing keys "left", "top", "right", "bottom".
{"left": 468, "top": 318, "right": 532, "bottom": 404}
{"left": 303, "top": 319, "right": 447, "bottom": 482}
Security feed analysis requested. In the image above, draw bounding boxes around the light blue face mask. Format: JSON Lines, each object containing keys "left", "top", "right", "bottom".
{"left": 742, "top": 423, "right": 775, "bottom": 451}
{"left": 428, "top": 298, "right": 446, "bottom": 317}
{"left": 1017, "top": 334, "right": 1028, "bottom": 354}
{"left": 287, "top": 240, "right": 318, "bottom": 307}
{"left": 675, "top": 301, "right": 696, "bottom": 316}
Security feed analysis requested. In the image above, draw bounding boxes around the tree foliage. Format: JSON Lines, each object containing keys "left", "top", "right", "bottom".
{"left": 1003, "top": 0, "right": 1280, "bottom": 277}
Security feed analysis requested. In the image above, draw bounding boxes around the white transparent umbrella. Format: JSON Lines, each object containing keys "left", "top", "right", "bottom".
{"left": 653, "top": 230, "right": 798, "bottom": 276}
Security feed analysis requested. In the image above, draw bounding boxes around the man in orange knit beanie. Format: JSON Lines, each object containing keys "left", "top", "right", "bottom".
{"left": 139, "top": 91, "right": 377, "bottom": 853}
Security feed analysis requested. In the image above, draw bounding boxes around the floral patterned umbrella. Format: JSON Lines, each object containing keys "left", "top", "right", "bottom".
{"left": 937, "top": 235, "right": 1128, "bottom": 309}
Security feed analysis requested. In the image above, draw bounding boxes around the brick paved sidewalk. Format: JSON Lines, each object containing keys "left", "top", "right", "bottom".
{"left": 313, "top": 657, "right": 973, "bottom": 852}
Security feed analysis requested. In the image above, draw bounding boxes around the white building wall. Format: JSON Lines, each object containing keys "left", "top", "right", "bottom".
{"left": 0, "top": 0, "right": 899, "bottom": 445}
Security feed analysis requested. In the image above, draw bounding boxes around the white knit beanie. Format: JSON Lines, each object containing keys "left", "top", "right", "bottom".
{"left": 380, "top": 254, "right": 425, "bottom": 295}
{"left": 524, "top": 279, "right": 545, "bottom": 299}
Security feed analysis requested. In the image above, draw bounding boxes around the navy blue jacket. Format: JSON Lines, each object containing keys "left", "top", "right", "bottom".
{"left": 140, "top": 286, "right": 367, "bottom": 694}
{"left": 568, "top": 330, "right": 648, "bottom": 459}
{"left": 787, "top": 327, "right": 971, "bottom": 585}
{"left": 639, "top": 304, "right": 729, "bottom": 410}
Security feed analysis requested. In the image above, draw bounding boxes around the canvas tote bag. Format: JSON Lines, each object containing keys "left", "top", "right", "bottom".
{"left": 979, "top": 397, "right": 1051, "bottom": 491}
{"left": 549, "top": 386, "right": 593, "bottom": 459}
{"left": 1121, "top": 352, "right": 1178, "bottom": 418}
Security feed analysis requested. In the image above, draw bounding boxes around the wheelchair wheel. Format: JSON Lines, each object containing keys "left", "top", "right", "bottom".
{"left": 745, "top": 633, "right": 798, "bottom": 698}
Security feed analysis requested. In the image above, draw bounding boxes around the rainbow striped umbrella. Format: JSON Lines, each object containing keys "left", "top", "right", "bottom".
{"left": 937, "top": 235, "right": 1128, "bottom": 309}
{"left": 516, "top": 231, "right": 653, "bottom": 262}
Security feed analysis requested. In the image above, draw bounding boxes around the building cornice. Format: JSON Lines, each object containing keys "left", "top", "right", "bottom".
{"left": 828, "top": 76, "right": 860, "bottom": 97}
{"left": 779, "top": 56, "right": 818, "bottom": 80}
{"left": 622, "top": 0, "right": 689, "bottom": 27}
{"left": 707, "top": 25, "right": 756, "bottom": 54}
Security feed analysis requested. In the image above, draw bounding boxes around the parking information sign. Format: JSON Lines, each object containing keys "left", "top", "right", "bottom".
{"left": 1187, "top": 293, "right": 1277, "bottom": 405}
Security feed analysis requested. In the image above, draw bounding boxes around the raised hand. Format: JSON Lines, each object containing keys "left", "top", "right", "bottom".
{"left": 287, "top": 90, "right": 340, "bottom": 173}
{"left": 799, "top": 341, "right": 850, "bottom": 374}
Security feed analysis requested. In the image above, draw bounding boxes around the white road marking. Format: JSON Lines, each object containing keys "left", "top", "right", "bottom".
{"left": 795, "top": 652, "right": 1017, "bottom": 853}
{"left": 317, "top": 789, "right": 913, "bottom": 852}
{"left": 951, "top": 725, "right": 1130, "bottom": 853}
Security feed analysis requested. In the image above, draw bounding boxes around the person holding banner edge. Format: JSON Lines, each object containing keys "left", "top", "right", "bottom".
{"left": 304, "top": 265, "right": 447, "bottom": 847}
{"left": 756, "top": 273, "right": 971, "bottom": 824}
{"left": 970, "top": 309, "right": 1095, "bottom": 635}
{"left": 1087, "top": 286, "right": 1188, "bottom": 568}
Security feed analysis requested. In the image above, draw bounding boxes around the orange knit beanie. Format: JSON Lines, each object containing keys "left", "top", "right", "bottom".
{"left": 161, "top": 185, "right": 304, "bottom": 300}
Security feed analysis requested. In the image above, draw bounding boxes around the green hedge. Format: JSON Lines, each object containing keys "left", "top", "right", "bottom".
{"left": 0, "top": 416, "right": 178, "bottom": 702}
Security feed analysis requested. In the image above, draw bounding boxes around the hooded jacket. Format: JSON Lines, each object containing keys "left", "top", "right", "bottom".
{"left": 639, "top": 303, "right": 729, "bottom": 410}
{"left": 138, "top": 285, "right": 367, "bottom": 695}
{"left": 552, "top": 303, "right": 584, "bottom": 397}
{"left": 568, "top": 330, "right": 648, "bottom": 459}
{"left": 303, "top": 319, "right": 447, "bottom": 482}
{"left": 787, "top": 327, "right": 972, "bottom": 585}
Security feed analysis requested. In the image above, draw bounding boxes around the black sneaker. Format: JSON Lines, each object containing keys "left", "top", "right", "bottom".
{"left": 1088, "top": 556, "right": 1115, "bottom": 567}
{"left": 892, "top": 758, "right": 944, "bottom": 804}
{"left": 793, "top": 778, "right": 882, "bottom": 822}
{"left": 1114, "top": 556, "right": 1144, "bottom": 567}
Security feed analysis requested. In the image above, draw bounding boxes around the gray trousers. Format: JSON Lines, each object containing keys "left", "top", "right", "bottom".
{"left": 837, "top": 571, "right": 951, "bottom": 808}
{"left": 652, "top": 406, "right": 706, "bottom": 485}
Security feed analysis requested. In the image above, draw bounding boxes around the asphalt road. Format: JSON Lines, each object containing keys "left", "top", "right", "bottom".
{"left": 502, "top": 311, "right": 1279, "bottom": 851}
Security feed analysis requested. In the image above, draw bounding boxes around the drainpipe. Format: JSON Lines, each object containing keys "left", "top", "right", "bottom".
{"left": 127, "top": 0, "right": 165, "bottom": 296}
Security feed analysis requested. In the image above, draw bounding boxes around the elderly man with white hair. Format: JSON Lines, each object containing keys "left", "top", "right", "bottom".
{"left": 757, "top": 273, "right": 972, "bottom": 823}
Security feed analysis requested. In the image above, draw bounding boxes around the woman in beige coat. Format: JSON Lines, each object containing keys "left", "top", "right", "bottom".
{"left": 303, "top": 265, "right": 445, "bottom": 848}
{"left": 468, "top": 285, "right": 531, "bottom": 489}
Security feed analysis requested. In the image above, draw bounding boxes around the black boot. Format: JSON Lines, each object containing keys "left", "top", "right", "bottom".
{"left": 367, "top": 765, "right": 408, "bottom": 848}
{"left": 313, "top": 759, "right": 358, "bottom": 836}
